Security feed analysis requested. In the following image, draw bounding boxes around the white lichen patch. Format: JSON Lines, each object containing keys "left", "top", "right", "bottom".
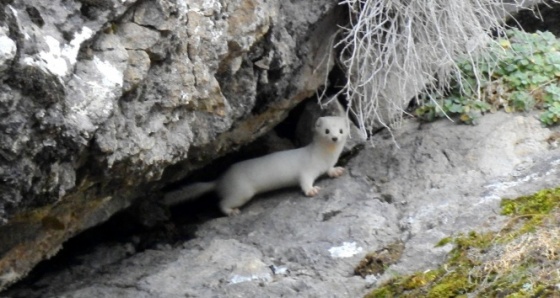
{"left": 63, "top": 27, "right": 94, "bottom": 66}
{"left": 0, "top": 31, "right": 16, "bottom": 53}
{"left": 7, "top": 5, "right": 18, "bottom": 18}
{"left": 328, "top": 242, "right": 363, "bottom": 258}
{"left": 23, "top": 36, "right": 67, "bottom": 77}
{"left": 93, "top": 56, "right": 124, "bottom": 88}
{"left": 480, "top": 157, "right": 560, "bottom": 206}
{"left": 66, "top": 55, "right": 123, "bottom": 133}
{"left": 0, "top": 34, "right": 16, "bottom": 71}
{"left": 23, "top": 27, "right": 93, "bottom": 77}
{"left": 228, "top": 258, "right": 272, "bottom": 285}
{"left": 229, "top": 273, "right": 272, "bottom": 284}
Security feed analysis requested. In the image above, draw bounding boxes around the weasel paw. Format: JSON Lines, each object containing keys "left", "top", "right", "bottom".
{"left": 222, "top": 207, "right": 241, "bottom": 216}
{"left": 305, "top": 186, "right": 321, "bottom": 197}
{"left": 328, "top": 167, "right": 345, "bottom": 178}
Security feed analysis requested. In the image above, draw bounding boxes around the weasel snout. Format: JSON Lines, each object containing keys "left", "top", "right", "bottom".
{"left": 332, "top": 137, "right": 338, "bottom": 142}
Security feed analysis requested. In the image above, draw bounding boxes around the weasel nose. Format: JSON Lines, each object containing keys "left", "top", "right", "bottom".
{"left": 332, "top": 137, "right": 338, "bottom": 142}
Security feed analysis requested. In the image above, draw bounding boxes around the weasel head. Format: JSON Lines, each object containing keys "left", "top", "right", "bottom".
{"left": 313, "top": 116, "right": 349, "bottom": 150}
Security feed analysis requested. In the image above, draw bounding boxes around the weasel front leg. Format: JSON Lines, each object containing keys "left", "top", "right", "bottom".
{"left": 300, "top": 174, "right": 320, "bottom": 197}
{"left": 221, "top": 206, "right": 241, "bottom": 216}
{"left": 327, "top": 166, "right": 345, "bottom": 178}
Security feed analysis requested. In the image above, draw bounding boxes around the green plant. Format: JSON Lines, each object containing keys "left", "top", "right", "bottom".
{"left": 416, "top": 29, "right": 560, "bottom": 125}
{"left": 540, "top": 84, "right": 560, "bottom": 125}
{"left": 337, "top": 0, "right": 538, "bottom": 133}
{"left": 363, "top": 187, "right": 560, "bottom": 297}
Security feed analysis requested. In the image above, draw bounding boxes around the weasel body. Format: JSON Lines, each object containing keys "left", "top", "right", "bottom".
{"left": 164, "top": 116, "right": 348, "bottom": 215}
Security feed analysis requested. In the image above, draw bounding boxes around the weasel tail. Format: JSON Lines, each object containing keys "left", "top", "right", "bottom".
{"left": 163, "top": 181, "right": 216, "bottom": 206}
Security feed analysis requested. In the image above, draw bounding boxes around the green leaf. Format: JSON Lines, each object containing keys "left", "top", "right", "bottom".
{"left": 531, "top": 54, "right": 545, "bottom": 65}
{"left": 530, "top": 73, "right": 550, "bottom": 85}
{"left": 415, "top": 28, "right": 560, "bottom": 127}
{"left": 504, "top": 64, "right": 518, "bottom": 73}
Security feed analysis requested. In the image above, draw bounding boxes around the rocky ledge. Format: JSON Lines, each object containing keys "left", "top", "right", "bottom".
{"left": 5, "top": 112, "right": 560, "bottom": 297}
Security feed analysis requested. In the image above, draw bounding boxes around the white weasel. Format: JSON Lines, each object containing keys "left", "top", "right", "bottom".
{"left": 163, "top": 116, "right": 349, "bottom": 215}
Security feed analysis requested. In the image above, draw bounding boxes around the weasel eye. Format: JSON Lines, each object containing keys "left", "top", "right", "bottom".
{"left": 340, "top": 129, "right": 343, "bottom": 134}
{"left": 325, "top": 129, "right": 330, "bottom": 134}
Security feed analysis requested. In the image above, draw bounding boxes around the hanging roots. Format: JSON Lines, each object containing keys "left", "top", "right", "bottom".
{"left": 335, "top": 0, "right": 553, "bottom": 137}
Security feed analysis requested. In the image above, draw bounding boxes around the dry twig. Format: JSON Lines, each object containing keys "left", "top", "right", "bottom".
{"left": 335, "top": 0, "right": 548, "bottom": 136}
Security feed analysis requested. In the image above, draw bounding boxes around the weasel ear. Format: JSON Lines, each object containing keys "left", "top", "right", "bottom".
{"left": 315, "top": 117, "right": 324, "bottom": 128}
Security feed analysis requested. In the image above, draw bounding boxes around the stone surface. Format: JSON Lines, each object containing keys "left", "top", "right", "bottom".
{"left": 0, "top": 0, "right": 551, "bottom": 292}
{"left": 5, "top": 112, "right": 560, "bottom": 297}
{"left": 0, "top": 27, "right": 16, "bottom": 75}
{"left": 0, "top": 0, "right": 343, "bottom": 290}
{"left": 123, "top": 50, "right": 150, "bottom": 93}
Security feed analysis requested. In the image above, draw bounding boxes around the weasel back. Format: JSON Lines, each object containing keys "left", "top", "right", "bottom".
{"left": 163, "top": 116, "right": 349, "bottom": 216}
{"left": 219, "top": 147, "right": 308, "bottom": 193}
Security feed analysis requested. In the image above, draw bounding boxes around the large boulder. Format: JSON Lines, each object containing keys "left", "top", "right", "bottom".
{"left": 0, "top": 0, "right": 343, "bottom": 289}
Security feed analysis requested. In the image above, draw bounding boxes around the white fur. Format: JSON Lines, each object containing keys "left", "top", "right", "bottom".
{"left": 164, "top": 116, "right": 349, "bottom": 215}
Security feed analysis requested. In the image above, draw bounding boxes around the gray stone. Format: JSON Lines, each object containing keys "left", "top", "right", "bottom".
{"left": 363, "top": 112, "right": 559, "bottom": 278}
{"left": 0, "top": 28, "right": 16, "bottom": 75}
{"left": 0, "top": 0, "right": 547, "bottom": 293}
{"left": 133, "top": 1, "right": 174, "bottom": 31}
{"left": 65, "top": 33, "right": 128, "bottom": 135}
{"left": 123, "top": 50, "right": 150, "bottom": 93}
{"left": 0, "top": 0, "right": 344, "bottom": 289}
{"left": 6, "top": 112, "right": 560, "bottom": 297}
{"left": 116, "top": 22, "right": 161, "bottom": 50}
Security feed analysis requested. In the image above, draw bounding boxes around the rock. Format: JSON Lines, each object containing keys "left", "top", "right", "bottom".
{"left": 116, "top": 22, "right": 160, "bottom": 50}
{"left": 123, "top": 50, "right": 150, "bottom": 93}
{"left": 0, "top": 0, "right": 344, "bottom": 290}
{"left": 5, "top": 112, "right": 560, "bottom": 297}
{"left": 133, "top": 1, "right": 174, "bottom": 31}
{"left": 0, "top": 28, "right": 16, "bottom": 75}
{"left": 361, "top": 112, "right": 559, "bottom": 277}
{"left": 0, "top": 0, "right": 548, "bottom": 293}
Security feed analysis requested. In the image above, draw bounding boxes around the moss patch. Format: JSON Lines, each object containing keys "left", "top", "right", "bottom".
{"left": 363, "top": 187, "right": 560, "bottom": 297}
{"left": 501, "top": 188, "right": 560, "bottom": 216}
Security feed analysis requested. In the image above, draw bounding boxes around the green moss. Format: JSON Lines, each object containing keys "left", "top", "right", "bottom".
{"left": 501, "top": 188, "right": 560, "bottom": 216}
{"left": 428, "top": 271, "right": 472, "bottom": 298}
{"left": 500, "top": 187, "right": 560, "bottom": 239}
{"left": 447, "top": 231, "right": 493, "bottom": 267}
{"left": 365, "top": 270, "right": 442, "bottom": 298}
{"left": 365, "top": 284, "right": 397, "bottom": 298}
{"left": 454, "top": 231, "right": 493, "bottom": 250}
{"left": 403, "top": 270, "right": 440, "bottom": 290}
{"left": 362, "top": 187, "right": 560, "bottom": 298}
{"left": 435, "top": 237, "right": 452, "bottom": 247}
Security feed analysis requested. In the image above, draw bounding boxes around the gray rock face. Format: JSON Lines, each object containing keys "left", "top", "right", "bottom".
{"left": 6, "top": 112, "right": 560, "bottom": 297}
{"left": 0, "top": 0, "right": 343, "bottom": 290}
{"left": 0, "top": 27, "right": 16, "bottom": 75}
{"left": 364, "top": 112, "right": 559, "bottom": 277}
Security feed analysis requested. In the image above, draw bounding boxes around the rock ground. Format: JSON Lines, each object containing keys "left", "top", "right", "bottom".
{"left": 0, "top": 0, "right": 343, "bottom": 287}
{"left": 5, "top": 112, "right": 560, "bottom": 297}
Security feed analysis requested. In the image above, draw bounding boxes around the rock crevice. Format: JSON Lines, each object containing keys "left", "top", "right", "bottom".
{"left": 0, "top": 0, "right": 344, "bottom": 290}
